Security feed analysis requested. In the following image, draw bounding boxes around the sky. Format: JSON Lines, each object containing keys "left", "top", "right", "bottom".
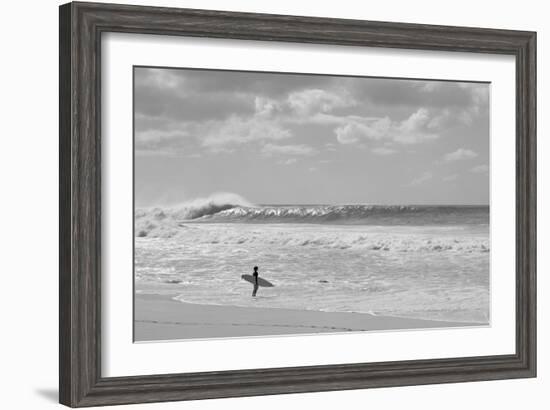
{"left": 134, "top": 66, "right": 490, "bottom": 207}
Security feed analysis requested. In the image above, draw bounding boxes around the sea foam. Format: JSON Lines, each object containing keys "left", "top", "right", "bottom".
{"left": 135, "top": 192, "right": 253, "bottom": 237}
{"left": 136, "top": 197, "right": 489, "bottom": 238}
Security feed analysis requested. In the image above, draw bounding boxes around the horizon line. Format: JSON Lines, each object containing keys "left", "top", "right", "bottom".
{"left": 135, "top": 202, "right": 490, "bottom": 208}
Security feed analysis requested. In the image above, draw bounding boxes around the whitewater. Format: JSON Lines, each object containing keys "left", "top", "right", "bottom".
{"left": 135, "top": 194, "right": 490, "bottom": 324}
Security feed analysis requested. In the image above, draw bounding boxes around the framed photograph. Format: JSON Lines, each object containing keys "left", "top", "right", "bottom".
{"left": 59, "top": 1, "right": 536, "bottom": 407}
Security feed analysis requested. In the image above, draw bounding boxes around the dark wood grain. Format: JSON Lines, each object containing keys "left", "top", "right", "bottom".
{"left": 60, "top": 2, "right": 102, "bottom": 405}
{"left": 59, "top": 1, "right": 536, "bottom": 407}
{"left": 59, "top": 3, "right": 72, "bottom": 405}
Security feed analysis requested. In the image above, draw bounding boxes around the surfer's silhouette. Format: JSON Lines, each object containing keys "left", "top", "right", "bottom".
{"left": 252, "top": 266, "right": 259, "bottom": 297}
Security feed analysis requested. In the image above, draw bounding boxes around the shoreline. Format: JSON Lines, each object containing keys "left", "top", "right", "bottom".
{"left": 135, "top": 293, "right": 485, "bottom": 342}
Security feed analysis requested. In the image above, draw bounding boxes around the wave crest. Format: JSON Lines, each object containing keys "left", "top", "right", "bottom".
{"left": 200, "top": 204, "right": 489, "bottom": 225}
{"left": 135, "top": 193, "right": 254, "bottom": 237}
{"left": 135, "top": 200, "right": 489, "bottom": 238}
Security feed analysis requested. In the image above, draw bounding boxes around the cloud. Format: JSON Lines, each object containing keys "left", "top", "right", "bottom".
{"left": 254, "top": 88, "right": 356, "bottom": 124}
{"left": 392, "top": 109, "right": 439, "bottom": 144}
{"left": 135, "top": 68, "right": 182, "bottom": 89}
{"left": 136, "top": 68, "right": 489, "bottom": 120}
{"left": 135, "top": 129, "right": 191, "bottom": 156}
{"left": 371, "top": 147, "right": 396, "bottom": 156}
{"left": 202, "top": 116, "right": 292, "bottom": 148}
{"left": 279, "top": 158, "right": 297, "bottom": 165}
{"left": 417, "top": 82, "right": 442, "bottom": 92}
{"left": 134, "top": 67, "right": 489, "bottom": 160}
{"left": 423, "top": 83, "right": 490, "bottom": 127}
{"left": 471, "top": 164, "right": 489, "bottom": 173}
{"left": 138, "top": 86, "right": 357, "bottom": 152}
{"left": 348, "top": 77, "right": 488, "bottom": 113}
{"left": 334, "top": 108, "right": 438, "bottom": 146}
{"left": 444, "top": 148, "right": 478, "bottom": 162}
{"left": 135, "top": 68, "right": 258, "bottom": 122}
{"left": 135, "top": 115, "right": 294, "bottom": 153}
{"left": 287, "top": 88, "right": 354, "bottom": 115}
{"left": 254, "top": 96, "right": 282, "bottom": 117}
{"left": 426, "top": 106, "right": 479, "bottom": 129}
{"left": 409, "top": 172, "right": 433, "bottom": 186}
{"left": 335, "top": 117, "right": 391, "bottom": 144}
{"left": 136, "top": 67, "right": 490, "bottom": 129}
{"left": 262, "top": 143, "right": 317, "bottom": 157}
{"left": 136, "top": 67, "right": 331, "bottom": 97}
{"left": 135, "top": 129, "right": 188, "bottom": 144}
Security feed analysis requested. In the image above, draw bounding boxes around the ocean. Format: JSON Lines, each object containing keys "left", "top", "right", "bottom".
{"left": 135, "top": 200, "right": 490, "bottom": 324}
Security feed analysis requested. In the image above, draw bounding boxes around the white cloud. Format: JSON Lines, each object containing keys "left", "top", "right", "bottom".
{"left": 335, "top": 117, "right": 391, "bottom": 144}
{"left": 135, "top": 68, "right": 181, "bottom": 89}
{"left": 202, "top": 116, "right": 291, "bottom": 147}
{"left": 136, "top": 112, "right": 295, "bottom": 153}
{"left": 262, "top": 143, "right": 317, "bottom": 157}
{"left": 393, "top": 108, "right": 439, "bottom": 144}
{"left": 287, "top": 88, "right": 354, "bottom": 115}
{"left": 417, "top": 82, "right": 442, "bottom": 92}
{"left": 254, "top": 97, "right": 281, "bottom": 117}
{"left": 426, "top": 109, "right": 451, "bottom": 129}
{"left": 444, "top": 148, "right": 478, "bottom": 162}
{"left": 428, "top": 106, "right": 477, "bottom": 128}
{"left": 460, "top": 85, "right": 489, "bottom": 125}
{"left": 435, "top": 84, "right": 489, "bottom": 127}
{"left": 334, "top": 108, "right": 438, "bottom": 146}
{"left": 409, "top": 172, "right": 433, "bottom": 186}
{"left": 471, "top": 164, "right": 489, "bottom": 173}
{"left": 134, "top": 73, "right": 489, "bottom": 164}
{"left": 185, "top": 88, "right": 355, "bottom": 149}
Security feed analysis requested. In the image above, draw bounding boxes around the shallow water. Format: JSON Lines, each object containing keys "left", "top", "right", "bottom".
{"left": 135, "top": 221, "right": 490, "bottom": 324}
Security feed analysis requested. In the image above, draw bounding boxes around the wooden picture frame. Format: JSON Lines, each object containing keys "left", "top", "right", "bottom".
{"left": 59, "top": 1, "right": 536, "bottom": 407}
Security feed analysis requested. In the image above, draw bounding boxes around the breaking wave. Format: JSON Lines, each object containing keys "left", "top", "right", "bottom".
{"left": 135, "top": 194, "right": 489, "bottom": 238}
{"left": 198, "top": 204, "right": 489, "bottom": 225}
{"left": 181, "top": 229, "right": 490, "bottom": 253}
{"left": 135, "top": 192, "right": 253, "bottom": 238}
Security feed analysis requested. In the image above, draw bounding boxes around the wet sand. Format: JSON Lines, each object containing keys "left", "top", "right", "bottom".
{"left": 134, "top": 293, "right": 479, "bottom": 342}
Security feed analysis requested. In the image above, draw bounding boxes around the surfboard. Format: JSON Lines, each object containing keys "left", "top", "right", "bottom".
{"left": 241, "top": 274, "right": 274, "bottom": 287}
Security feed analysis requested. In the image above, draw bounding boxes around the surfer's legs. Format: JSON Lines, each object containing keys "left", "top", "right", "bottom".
{"left": 252, "top": 284, "right": 259, "bottom": 297}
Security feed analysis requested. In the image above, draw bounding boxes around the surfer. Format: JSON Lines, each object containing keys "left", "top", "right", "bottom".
{"left": 252, "top": 266, "right": 259, "bottom": 297}
{"left": 241, "top": 268, "right": 273, "bottom": 295}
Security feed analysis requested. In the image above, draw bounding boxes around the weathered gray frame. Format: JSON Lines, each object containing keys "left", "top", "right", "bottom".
{"left": 59, "top": 2, "right": 536, "bottom": 407}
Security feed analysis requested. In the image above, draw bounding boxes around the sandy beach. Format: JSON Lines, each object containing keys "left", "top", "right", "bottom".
{"left": 134, "top": 293, "right": 478, "bottom": 342}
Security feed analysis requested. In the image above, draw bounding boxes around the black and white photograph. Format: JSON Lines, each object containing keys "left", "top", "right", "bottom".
{"left": 133, "top": 67, "right": 491, "bottom": 341}
{"left": 0, "top": 0, "right": 543, "bottom": 408}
